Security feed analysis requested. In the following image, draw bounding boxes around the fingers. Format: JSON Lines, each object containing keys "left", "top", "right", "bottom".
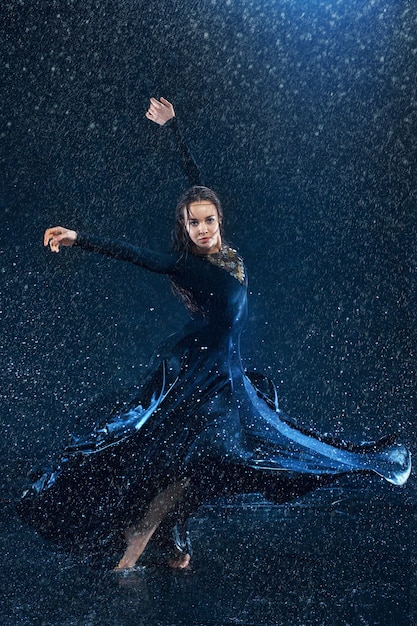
{"left": 160, "top": 97, "right": 175, "bottom": 117}
{"left": 44, "top": 226, "right": 63, "bottom": 247}
{"left": 148, "top": 97, "right": 162, "bottom": 112}
{"left": 150, "top": 96, "right": 171, "bottom": 108}
{"left": 44, "top": 226, "right": 73, "bottom": 253}
{"left": 147, "top": 98, "right": 163, "bottom": 117}
{"left": 146, "top": 96, "right": 175, "bottom": 124}
{"left": 146, "top": 101, "right": 158, "bottom": 122}
{"left": 145, "top": 110, "right": 155, "bottom": 121}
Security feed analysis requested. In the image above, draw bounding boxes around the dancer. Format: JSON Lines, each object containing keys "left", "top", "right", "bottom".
{"left": 18, "top": 97, "right": 411, "bottom": 570}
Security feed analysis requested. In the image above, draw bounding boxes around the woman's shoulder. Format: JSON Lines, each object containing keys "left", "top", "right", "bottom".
{"left": 204, "top": 244, "right": 246, "bottom": 285}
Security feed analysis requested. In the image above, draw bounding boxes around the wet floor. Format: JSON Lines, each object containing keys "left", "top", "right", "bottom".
{"left": 3, "top": 479, "right": 416, "bottom": 625}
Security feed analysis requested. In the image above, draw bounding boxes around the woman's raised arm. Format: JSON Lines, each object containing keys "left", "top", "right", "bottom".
{"left": 146, "top": 96, "right": 202, "bottom": 187}
{"left": 44, "top": 227, "right": 77, "bottom": 252}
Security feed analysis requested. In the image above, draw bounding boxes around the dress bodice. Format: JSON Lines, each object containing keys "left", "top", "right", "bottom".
{"left": 174, "top": 248, "right": 248, "bottom": 337}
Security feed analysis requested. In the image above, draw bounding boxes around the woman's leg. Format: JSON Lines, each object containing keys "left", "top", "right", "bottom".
{"left": 114, "top": 479, "right": 190, "bottom": 570}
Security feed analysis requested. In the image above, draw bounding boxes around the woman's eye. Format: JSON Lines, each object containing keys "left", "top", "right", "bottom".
{"left": 206, "top": 217, "right": 214, "bottom": 223}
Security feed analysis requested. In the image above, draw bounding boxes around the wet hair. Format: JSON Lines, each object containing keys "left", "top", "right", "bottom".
{"left": 171, "top": 185, "right": 224, "bottom": 254}
{"left": 171, "top": 186, "right": 225, "bottom": 314}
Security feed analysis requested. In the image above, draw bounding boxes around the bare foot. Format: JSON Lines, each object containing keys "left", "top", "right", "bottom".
{"left": 167, "top": 552, "right": 191, "bottom": 569}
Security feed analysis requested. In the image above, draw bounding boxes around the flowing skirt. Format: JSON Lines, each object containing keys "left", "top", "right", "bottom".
{"left": 17, "top": 333, "right": 411, "bottom": 561}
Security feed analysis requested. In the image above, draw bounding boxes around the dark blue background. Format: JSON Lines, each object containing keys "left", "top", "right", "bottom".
{"left": 1, "top": 0, "right": 416, "bottom": 623}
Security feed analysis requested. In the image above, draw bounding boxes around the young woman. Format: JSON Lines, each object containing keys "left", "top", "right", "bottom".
{"left": 18, "top": 98, "right": 411, "bottom": 570}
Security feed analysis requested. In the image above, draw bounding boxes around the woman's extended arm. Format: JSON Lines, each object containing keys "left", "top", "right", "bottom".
{"left": 44, "top": 227, "right": 179, "bottom": 275}
{"left": 146, "top": 97, "right": 202, "bottom": 187}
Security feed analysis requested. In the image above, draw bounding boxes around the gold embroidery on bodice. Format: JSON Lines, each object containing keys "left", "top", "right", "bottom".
{"left": 204, "top": 245, "right": 245, "bottom": 284}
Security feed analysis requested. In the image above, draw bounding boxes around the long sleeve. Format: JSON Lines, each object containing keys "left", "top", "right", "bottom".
{"left": 74, "top": 232, "right": 181, "bottom": 275}
{"left": 165, "top": 117, "right": 202, "bottom": 186}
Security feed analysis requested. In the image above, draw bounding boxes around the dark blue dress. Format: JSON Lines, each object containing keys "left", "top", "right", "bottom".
{"left": 17, "top": 120, "right": 411, "bottom": 562}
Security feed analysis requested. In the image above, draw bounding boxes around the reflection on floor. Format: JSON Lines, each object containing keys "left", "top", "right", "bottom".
{"left": 3, "top": 476, "right": 416, "bottom": 626}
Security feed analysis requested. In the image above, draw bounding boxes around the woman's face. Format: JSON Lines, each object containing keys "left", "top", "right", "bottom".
{"left": 184, "top": 200, "right": 222, "bottom": 255}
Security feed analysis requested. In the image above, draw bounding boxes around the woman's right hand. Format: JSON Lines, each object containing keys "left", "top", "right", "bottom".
{"left": 44, "top": 226, "right": 77, "bottom": 253}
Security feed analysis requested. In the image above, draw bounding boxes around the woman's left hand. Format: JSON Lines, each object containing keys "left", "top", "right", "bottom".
{"left": 146, "top": 97, "right": 175, "bottom": 125}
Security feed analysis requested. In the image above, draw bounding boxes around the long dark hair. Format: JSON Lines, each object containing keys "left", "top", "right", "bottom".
{"left": 171, "top": 185, "right": 225, "bottom": 254}
{"left": 171, "top": 186, "right": 225, "bottom": 314}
